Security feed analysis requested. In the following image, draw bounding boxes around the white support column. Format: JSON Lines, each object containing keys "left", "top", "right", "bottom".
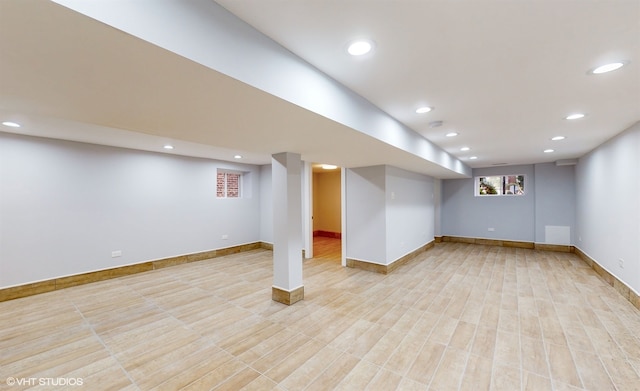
{"left": 271, "top": 152, "right": 304, "bottom": 305}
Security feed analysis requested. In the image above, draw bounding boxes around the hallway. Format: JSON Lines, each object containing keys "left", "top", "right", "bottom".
{"left": 311, "top": 236, "right": 341, "bottom": 262}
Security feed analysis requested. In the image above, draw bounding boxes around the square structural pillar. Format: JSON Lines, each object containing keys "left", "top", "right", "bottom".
{"left": 271, "top": 152, "right": 304, "bottom": 305}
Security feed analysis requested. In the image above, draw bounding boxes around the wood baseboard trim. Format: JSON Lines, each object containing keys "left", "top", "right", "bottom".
{"left": 442, "top": 236, "right": 535, "bottom": 249}
{"left": 272, "top": 285, "right": 304, "bottom": 305}
{"left": 313, "top": 230, "right": 342, "bottom": 239}
{"left": 534, "top": 243, "right": 572, "bottom": 253}
{"left": 0, "top": 242, "right": 267, "bottom": 303}
{"left": 573, "top": 247, "right": 640, "bottom": 311}
{"left": 347, "top": 240, "right": 435, "bottom": 275}
{"left": 346, "top": 258, "right": 387, "bottom": 274}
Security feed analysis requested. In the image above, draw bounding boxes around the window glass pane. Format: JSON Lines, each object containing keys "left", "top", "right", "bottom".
{"left": 216, "top": 172, "right": 226, "bottom": 198}
{"left": 479, "top": 176, "right": 502, "bottom": 195}
{"left": 216, "top": 170, "right": 243, "bottom": 198}
{"left": 504, "top": 175, "right": 525, "bottom": 195}
{"left": 226, "top": 173, "right": 240, "bottom": 198}
{"left": 476, "top": 175, "right": 525, "bottom": 196}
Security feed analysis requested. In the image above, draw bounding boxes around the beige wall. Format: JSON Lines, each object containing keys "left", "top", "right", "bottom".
{"left": 313, "top": 171, "right": 341, "bottom": 234}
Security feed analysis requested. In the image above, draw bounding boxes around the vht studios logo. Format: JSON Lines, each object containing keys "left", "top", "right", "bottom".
{"left": 5, "top": 377, "right": 84, "bottom": 386}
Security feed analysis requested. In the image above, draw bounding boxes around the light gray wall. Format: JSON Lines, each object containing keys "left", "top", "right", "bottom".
{"left": 345, "top": 165, "right": 436, "bottom": 265}
{"left": 576, "top": 122, "right": 640, "bottom": 294}
{"left": 259, "top": 164, "right": 273, "bottom": 244}
{"left": 442, "top": 165, "right": 536, "bottom": 242}
{"left": 345, "top": 166, "right": 386, "bottom": 265}
{"left": 385, "top": 166, "right": 434, "bottom": 262}
{"left": 434, "top": 178, "right": 442, "bottom": 237}
{"left": 0, "top": 133, "right": 262, "bottom": 288}
{"left": 534, "top": 163, "right": 576, "bottom": 244}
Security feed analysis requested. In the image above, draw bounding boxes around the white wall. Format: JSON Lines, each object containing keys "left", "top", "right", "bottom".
{"left": 442, "top": 165, "right": 536, "bottom": 241}
{"left": 442, "top": 163, "right": 577, "bottom": 244}
{"left": 259, "top": 164, "right": 273, "bottom": 244}
{"left": 385, "top": 166, "right": 434, "bottom": 262}
{"left": 534, "top": 163, "right": 576, "bottom": 244}
{"left": 434, "top": 178, "right": 442, "bottom": 237}
{"left": 576, "top": 122, "right": 640, "bottom": 294}
{"left": 345, "top": 166, "right": 386, "bottom": 265}
{"left": 345, "top": 165, "right": 435, "bottom": 265}
{"left": 0, "top": 133, "right": 262, "bottom": 288}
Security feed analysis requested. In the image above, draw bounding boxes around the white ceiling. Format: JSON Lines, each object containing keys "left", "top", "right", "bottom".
{"left": 1, "top": 0, "right": 639, "bottom": 177}
{"left": 215, "top": 0, "right": 640, "bottom": 168}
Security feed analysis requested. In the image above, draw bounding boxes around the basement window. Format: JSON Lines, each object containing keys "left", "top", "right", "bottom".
{"left": 217, "top": 170, "right": 242, "bottom": 198}
{"left": 476, "top": 175, "right": 525, "bottom": 196}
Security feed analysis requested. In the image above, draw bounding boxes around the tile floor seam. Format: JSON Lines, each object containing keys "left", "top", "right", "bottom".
{"left": 549, "top": 272, "right": 595, "bottom": 390}
{"left": 67, "top": 299, "right": 141, "bottom": 390}
{"left": 4, "top": 242, "right": 640, "bottom": 391}
{"left": 531, "top": 252, "right": 560, "bottom": 391}
{"left": 298, "top": 350, "right": 351, "bottom": 391}
{"left": 507, "top": 247, "right": 524, "bottom": 391}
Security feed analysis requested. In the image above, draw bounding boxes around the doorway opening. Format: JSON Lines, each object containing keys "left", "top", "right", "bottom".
{"left": 311, "top": 163, "right": 342, "bottom": 262}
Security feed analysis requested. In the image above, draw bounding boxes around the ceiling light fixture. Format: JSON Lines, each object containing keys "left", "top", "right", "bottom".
{"left": 163, "top": 145, "right": 174, "bottom": 150}
{"left": 347, "top": 40, "right": 373, "bottom": 56}
{"left": 551, "top": 136, "right": 566, "bottom": 141}
{"left": 544, "top": 149, "right": 554, "bottom": 153}
{"left": 321, "top": 164, "right": 338, "bottom": 170}
{"left": 460, "top": 147, "right": 470, "bottom": 151}
{"left": 2, "top": 121, "right": 20, "bottom": 128}
{"left": 469, "top": 156, "right": 478, "bottom": 160}
{"left": 416, "top": 106, "right": 432, "bottom": 114}
{"left": 234, "top": 155, "right": 242, "bottom": 159}
{"left": 589, "top": 61, "right": 627, "bottom": 74}
{"left": 446, "top": 132, "right": 458, "bottom": 137}
{"left": 565, "top": 113, "right": 585, "bottom": 120}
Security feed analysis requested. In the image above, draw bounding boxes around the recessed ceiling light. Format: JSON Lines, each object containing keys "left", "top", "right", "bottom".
{"left": 321, "top": 164, "right": 338, "bottom": 170}
{"left": 347, "top": 40, "right": 373, "bottom": 56}
{"left": 469, "top": 156, "right": 478, "bottom": 160}
{"left": 416, "top": 106, "right": 432, "bottom": 114}
{"left": 544, "top": 149, "right": 554, "bottom": 153}
{"left": 163, "top": 145, "right": 174, "bottom": 150}
{"left": 551, "top": 136, "right": 566, "bottom": 141}
{"left": 589, "top": 61, "right": 627, "bottom": 74}
{"left": 565, "top": 113, "right": 585, "bottom": 120}
{"left": 446, "top": 132, "right": 458, "bottom": 137}
{"left": 234, "top": 155, "right": 242, "bottom": 159}
{"left": 2, "top": 121, "right": 20, "bottom": 128}
{"left": 460, "top": 147, "right": 470, "bottom": 151}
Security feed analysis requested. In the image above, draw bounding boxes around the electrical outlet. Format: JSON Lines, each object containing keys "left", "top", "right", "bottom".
{"left": 619, "top": 258, "right": 624, "bottom": 269}
{"left": 111, "top": 250, "right": 122, "bottom": 258}
{"left": 221, "top": 234, "right": 229, "bottom": 240}
{"left": 488, "top": 228, "right": 495, "bottom": 232}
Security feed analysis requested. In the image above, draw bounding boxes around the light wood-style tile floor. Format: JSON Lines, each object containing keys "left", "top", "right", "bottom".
{"left": 2, "top": 240, "right": 640, "bottom": 390}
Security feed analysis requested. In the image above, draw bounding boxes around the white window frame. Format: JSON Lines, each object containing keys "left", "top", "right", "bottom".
{"left": 475, "top": 174, "right": 526, "bottom": 197}
{"left": 217, "top": 170, "right": 243, "bottom": 199}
